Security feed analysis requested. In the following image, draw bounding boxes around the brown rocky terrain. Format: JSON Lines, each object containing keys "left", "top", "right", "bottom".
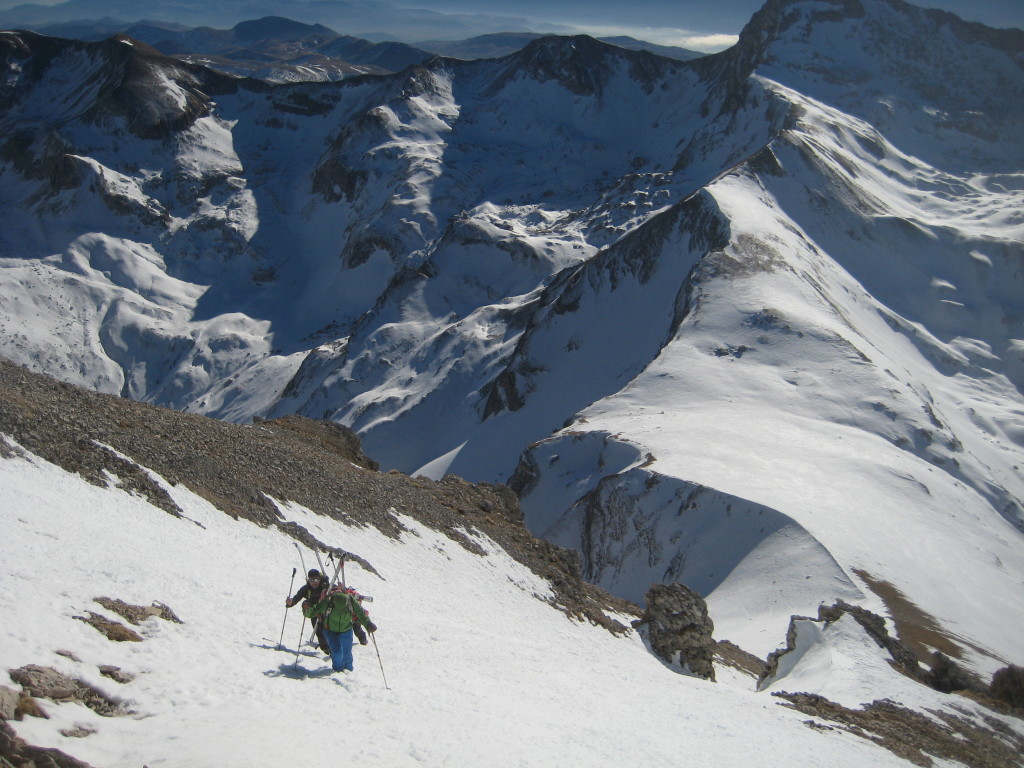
{"left": 0, "top": 356, "right": 637, "bottom": 631}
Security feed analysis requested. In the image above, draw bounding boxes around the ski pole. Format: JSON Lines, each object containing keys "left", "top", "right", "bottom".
{"left": 278, "top": 567, "right": 297, "bottom": 650}
{"left": 370, "top": 631, "right": 390, "bottom": 690}
{"left": 293, "top": 616, "right": 307, "bottom": 669}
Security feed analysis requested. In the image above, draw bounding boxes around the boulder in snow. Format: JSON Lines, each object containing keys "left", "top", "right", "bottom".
{"left": 635, "top": 582, "right": 716, "bottom": 681}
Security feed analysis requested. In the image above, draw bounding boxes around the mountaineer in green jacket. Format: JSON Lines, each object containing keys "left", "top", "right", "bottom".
{"left": 304, "top": 584, "right": 377, "bottom": 673}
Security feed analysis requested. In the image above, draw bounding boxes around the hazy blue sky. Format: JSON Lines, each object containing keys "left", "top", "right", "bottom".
{"left": 398, "top": 0, "right": 1021, "bottom": 47}
{"left": 0, "top": 0, "right": 1019, "bottom": 51}
{"left": 397, "top": 0, "right": 1023, "bottom": 28}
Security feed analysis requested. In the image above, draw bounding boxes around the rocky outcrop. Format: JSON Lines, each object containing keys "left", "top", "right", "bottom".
{"left": 713, "top": 639, "right": 769, "bottom": 680}
{"left": 633, "top": 582, "right": 716, "bottom": 681}
{"left": 93, "top": 597, "right": 183, "bottom": 626}
{"left": 1, "top": 719, "right": 97, "bottom": 768}
{"left": 0, "top": 686, "right": 24, "bottom": 721}
{"left": 990, "top": 664, "right": 1024, "bottom": 710}
{"left": 1, "top": 652, "right": 138, "bottom": 766}
{"left": 99, "top": 666, "right": 135, "bottom": 685}
{"left": 7, "top": 665, "right": 129, "bottom": 717}
{"left": 774, "top": 692, "right": 1024, "bottom": 768}
{"left": 759, "top": 600, "right": 994, "bottom": 697}
{"left": 73, "top": 612, "right": 145, "bottom": 642}
{"left": 760, "top": 600, "right": 925, "bottom": 690}
{"left": 817, "top": 599, "right": 926, "bottom": 682}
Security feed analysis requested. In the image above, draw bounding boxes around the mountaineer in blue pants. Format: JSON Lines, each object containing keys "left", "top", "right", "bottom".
{"left": 304, "top": 584, "right": 377, "bottom": 673}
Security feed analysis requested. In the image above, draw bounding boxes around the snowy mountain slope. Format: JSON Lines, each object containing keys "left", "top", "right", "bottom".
{"left": 509, "top": 1, "right": 1024, "bottom": 667}
{"left": 264, "top": 38, "right": 791, "bottom": 472}
{"left": 730, "top": 0, "right": 1024, "bottom": 172}
{"left": 513, "top": 157, "right": 1024, "bottom": 662}
{"left": 1, "top": 0, "right": 1022, "bottom": 686}
{"left": 2, "top": 384, "right": 1021, "bottom": 768}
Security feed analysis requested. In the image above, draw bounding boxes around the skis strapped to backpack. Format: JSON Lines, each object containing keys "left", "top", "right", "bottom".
{"left": 326, "top": 551, "right": 345, "bottom": 590}
{"left": 295, "top": 547, "right": 373, "bottom": 643}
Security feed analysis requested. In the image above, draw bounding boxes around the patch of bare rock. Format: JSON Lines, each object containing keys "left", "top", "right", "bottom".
{"left": 0, "top": 357, "right": 632, "bottom": 633}
{"left": 0, "top": 596, "right": 182, "bottom": 766}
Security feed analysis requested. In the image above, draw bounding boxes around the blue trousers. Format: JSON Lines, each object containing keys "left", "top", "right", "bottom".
{"left": 324, "top": 628, "right": 354, "bottom": 672}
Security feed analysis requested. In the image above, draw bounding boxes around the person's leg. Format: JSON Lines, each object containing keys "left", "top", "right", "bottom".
{"left": 324, "top": 630, "right": 345, "bottom": 672}
{"left": 338, "top": 629, "right": 355, "bottom": 671}
{"left": 315, "top": 619, "right": 329, "bottom": 653}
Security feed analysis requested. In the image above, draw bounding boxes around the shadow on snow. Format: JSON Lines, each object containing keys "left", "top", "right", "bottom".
{"left": 264, "top": 663, "right": 338, "bottom": 680}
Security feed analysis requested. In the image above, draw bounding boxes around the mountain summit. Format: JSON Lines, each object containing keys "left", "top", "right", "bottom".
{"left": 726, "top": 0, "right": 1024, "bottom": 170}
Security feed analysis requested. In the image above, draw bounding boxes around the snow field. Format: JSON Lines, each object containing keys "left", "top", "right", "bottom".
{"left": 1, "top": 439, "right": 919, "bottom": 768}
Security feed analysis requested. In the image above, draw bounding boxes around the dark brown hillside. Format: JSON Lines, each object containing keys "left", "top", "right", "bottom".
{"left": 0, "top": 356, "right": 638, "bottom": 630}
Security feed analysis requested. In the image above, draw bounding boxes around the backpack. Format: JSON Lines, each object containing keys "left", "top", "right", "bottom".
{"left": 326, "top": 585, "right": 369, "bottom": 625}
{"left": 323, "top": 587, "right": 354, "bottom": 624}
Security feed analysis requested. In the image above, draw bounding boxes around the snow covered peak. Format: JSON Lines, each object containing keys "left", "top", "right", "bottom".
{"left": 504, "top": 33, "right": 679, "bottom": 96}
{"left": 730, "top": 0, "right": 1024, "bottom": 169}
{"left": 0, "top": 30, "right": 248, "bottom": 141}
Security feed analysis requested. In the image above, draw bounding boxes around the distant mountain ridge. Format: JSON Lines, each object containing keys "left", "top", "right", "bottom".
{"left": 24, "top": 15, "right": 434, "bottom": 81}
{"left": 1, "top": 0, "right": 1022, "bottom": 686}
{"left": 0, "top": 0, "right": 570, "bottom": 43}
{"left": 417, "top": 31, "right": 704, "bottom": 62}
{"left": 24, "top": 16, "right": 702, "bottom": 83}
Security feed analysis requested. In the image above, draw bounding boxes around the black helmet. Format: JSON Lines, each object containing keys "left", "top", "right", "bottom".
{"left": 307, "top": 569, "right": 322, "bottom": 579}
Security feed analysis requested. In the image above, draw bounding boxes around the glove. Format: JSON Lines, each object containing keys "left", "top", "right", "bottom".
{"left": 366, "top": 622, "right": 377, "bottom": 633}
{"left": 285, "top": 598, "right": 294, "bottom": 607}
{"left": 301, "top": 599, "right": 311, "bottom": 611}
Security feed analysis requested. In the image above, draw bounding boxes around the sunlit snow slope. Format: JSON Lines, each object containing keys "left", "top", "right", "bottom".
{"left": 0, "top": 437, "right": 995, "bottom": 768}
{"left": 1, "top": 0, "right": 1023, "bottom": 676}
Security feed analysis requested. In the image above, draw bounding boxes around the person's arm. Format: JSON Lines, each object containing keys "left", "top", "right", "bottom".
{"left": 352, "top": 598, "right": 376, "bottom": 632}
{"left": 286, "top": 583, "right": 310, "bottom": 607}
{"left": 303, "top": 597, "right": 326, "bottom": 619}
